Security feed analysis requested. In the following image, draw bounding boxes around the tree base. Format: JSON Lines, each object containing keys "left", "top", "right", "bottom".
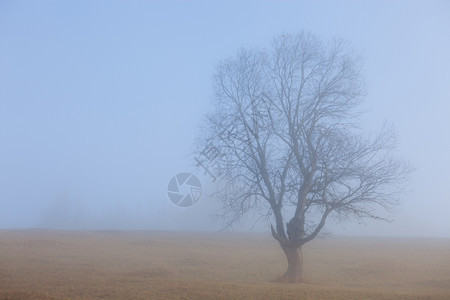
{"left": 271, "top": 272, "right": 304, "bottom": 283}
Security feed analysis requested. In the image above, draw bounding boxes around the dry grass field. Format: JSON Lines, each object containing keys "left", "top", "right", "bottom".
{"left": 0, "top": 230, "right": 449, "bottom": 299}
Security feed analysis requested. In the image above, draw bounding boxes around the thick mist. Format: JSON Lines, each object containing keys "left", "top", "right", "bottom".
{"left": 0, "top": 0, "right": 449, "bottom": 237}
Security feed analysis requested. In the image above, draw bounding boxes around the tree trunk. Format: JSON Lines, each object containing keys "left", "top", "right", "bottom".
{"left": 276, "top": 244, "right": 303, "bottom": 283}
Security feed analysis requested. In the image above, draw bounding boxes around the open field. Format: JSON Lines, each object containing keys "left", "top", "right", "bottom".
{"left": 0, "top": 230, "right": 449, "bottom": 299}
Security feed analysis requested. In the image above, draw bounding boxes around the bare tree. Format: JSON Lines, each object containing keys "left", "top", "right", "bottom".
{"left": 195, "top": 32, "right": 410, "bottom": 283}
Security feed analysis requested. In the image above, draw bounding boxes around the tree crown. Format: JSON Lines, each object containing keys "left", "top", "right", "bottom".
{"left": 196, "top": 32, "right": 410, "bottom": 246}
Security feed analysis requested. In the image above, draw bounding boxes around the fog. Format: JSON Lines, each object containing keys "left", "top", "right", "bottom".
{"left": 1, "top": 0, "right": 449, "bottom": 237}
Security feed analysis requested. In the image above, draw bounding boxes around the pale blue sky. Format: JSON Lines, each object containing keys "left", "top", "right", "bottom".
{"left": 1, "top": 0, "right": 449, "bottom": 236}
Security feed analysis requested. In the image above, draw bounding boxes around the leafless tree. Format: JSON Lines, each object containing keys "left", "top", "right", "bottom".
{"left": 195, "top": 32, "right": 410, "bottom": 283}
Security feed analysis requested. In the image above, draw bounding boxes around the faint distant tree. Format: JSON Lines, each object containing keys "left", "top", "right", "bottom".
{"left": 195, "top": 32, "right": 410, "bottom": 283}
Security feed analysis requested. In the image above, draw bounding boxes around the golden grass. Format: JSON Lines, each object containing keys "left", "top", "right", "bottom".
{"left": 1, "top": 230, "right": 449, "bottom": 299}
